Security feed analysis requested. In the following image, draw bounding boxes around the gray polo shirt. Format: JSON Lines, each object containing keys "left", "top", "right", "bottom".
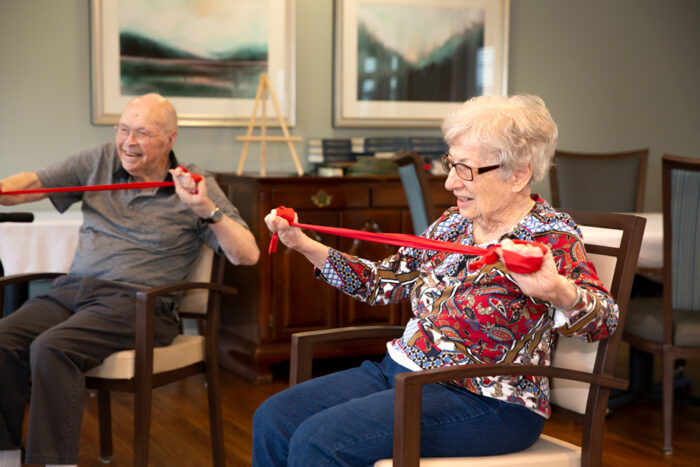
{"left": 35, "top": 142, "right": 248, "bottom": 289}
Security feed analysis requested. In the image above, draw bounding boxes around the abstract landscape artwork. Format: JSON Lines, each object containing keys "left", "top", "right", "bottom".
{"left": 355, "top": 3, "right": 484, "bottom": 102}
{"left": 334, "top": 0, "right": 509, "bottom": 127}
{"left": 118, "top": 0, "right": 267, "bottom": 99}
{"left": 91, "top": 0, "right": 295, "bottom": 126}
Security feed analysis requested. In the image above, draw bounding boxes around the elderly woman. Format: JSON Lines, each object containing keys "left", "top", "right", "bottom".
{"left": 253, "top": 95, "right": 618, "bottom": 466}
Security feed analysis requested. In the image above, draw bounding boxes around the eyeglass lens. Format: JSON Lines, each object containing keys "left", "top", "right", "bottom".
{"left": 441, "top": 154, "right": 473, "bottom": 180}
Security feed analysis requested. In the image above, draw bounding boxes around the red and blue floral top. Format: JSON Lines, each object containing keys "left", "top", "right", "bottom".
{"left": 316, "top": 195, "right": 618, "bottom": 418}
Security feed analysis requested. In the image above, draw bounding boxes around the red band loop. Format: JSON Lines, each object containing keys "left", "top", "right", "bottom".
{"left": 269, "top": 206, "right": 545, "bottom": 273}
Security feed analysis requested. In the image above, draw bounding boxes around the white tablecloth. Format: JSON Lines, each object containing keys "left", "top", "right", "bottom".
{"left": 578, "top": 212, "right": 662, "bottom": 270}
{"left": 0, "top": 211, "right": 82, "bottom": 275}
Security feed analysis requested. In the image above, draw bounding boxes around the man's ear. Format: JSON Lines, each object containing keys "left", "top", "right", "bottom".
{"left": 166, "top": 129, "right": 178, "bottom": 149}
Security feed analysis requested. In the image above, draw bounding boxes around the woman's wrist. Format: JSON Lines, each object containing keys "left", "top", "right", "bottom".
{"left": 552, "top": 277, "right": 581, "bottom": 310}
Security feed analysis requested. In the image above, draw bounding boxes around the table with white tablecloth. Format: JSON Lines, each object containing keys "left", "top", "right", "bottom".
{"left": 578, "top": 212, "right": 663, "bottom": 274}
{"left": 0, "top": 210, "right": 82, "bottom": 275}
{"left": 0, "top": 211, "right": 82, "bottom": 315}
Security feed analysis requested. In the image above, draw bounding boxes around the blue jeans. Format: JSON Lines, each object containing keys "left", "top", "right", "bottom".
{"left": 253, "top": 355, "right": 545, "bottom": 466}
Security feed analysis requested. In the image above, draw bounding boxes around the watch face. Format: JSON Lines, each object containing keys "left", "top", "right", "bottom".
{"left": 202, "top": 207, "right": 223, "bottom": 224}
{"left": 210, "top": 208, "right": 223, "bottom": 223}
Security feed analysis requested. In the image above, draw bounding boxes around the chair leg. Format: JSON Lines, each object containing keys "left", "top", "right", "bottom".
{"left": 133, "top": 379, "right": 154, "bottom": 466}
{"left": 206, "top": 362, "right": 225, "bottom": 467}
{"left": 96, "top": 390, "right": 114, "bottom": 463}
{"left": 662, "top": 352, "right": 675, "bottom": 455}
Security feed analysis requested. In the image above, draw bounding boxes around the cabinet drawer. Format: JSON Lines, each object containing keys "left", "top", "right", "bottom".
{"left": 271, "top": 186, "right": 370, "bottom": 209}
{"left": 372, "top": 185, "right": 409, "bottom": 208}
{"left": 373, "top": 182, "right": 454, "bottom": 209}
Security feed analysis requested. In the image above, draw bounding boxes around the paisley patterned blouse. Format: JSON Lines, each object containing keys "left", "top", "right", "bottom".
{"left": 316, "top": 195, "right": 618, "bottom": 418}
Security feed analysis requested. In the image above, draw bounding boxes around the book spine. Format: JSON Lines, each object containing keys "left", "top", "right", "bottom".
{"left": 307, "top": 138, "right": 353, "bottom": 163}
{"left": 363, "top": 137, "right": 410, "bottom": 153}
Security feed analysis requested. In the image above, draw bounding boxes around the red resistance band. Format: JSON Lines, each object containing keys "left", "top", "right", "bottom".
{"left": 269, "top": 206, "right": 546, "bottom": 274}
{"left": 0, "top": 166, "right": 203, "bottom": 196}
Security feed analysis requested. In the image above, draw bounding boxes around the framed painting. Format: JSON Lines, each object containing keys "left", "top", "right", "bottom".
{"left": 90, "top": 0, "right": 295, "bottom": 127}
{"left": 333, "top": 0, "right": 509, "bottom": 127}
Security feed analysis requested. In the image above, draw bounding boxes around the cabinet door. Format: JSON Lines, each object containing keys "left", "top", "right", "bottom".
{"left": 337, "top": 209, "right": 405, "bottom": 326}
{"left": 270, "top": 209, "right": 340, "bottom": 340}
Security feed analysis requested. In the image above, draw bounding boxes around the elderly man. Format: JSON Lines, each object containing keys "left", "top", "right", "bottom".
{"left": 0, "top": 93, "right": 259, "bottom": 467}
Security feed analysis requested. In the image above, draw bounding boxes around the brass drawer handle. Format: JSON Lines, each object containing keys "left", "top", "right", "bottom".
{"left": 311, "top": 190, "right": 333, "bottom": 208}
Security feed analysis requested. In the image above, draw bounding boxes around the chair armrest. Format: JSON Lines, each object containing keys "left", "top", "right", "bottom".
{"left": 137, "top": 280, "right": 238, "bottom": 300}
{"left": 395, "top": 363, "right": 628, "bottom": 390}
{"left": 0, "top": 272, "right": 63, "bottom": 316}
{"left": 0, "top": 272, "right": 63, "bottom": 286}
{"left": 391, "top": 363, "right": 628, "bottom": 466}
{"left": 133, "top": 280, "right": 238, "bottom": 339}
{"left": 290, "top": 325, "right": 404, "bottom": 386}
{"left": 131, "top": 280, "right": 238, "bottom": 384}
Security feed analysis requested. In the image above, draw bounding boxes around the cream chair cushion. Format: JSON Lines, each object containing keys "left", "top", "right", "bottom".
{"left": 373, "top": 434, "right": 579, "bottom": 466}
{"left": 84, "top": 335, "right": 205, "bottom": 379}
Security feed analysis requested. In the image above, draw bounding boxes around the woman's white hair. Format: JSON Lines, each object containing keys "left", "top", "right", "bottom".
{"left": 441, "top": 94, "right": 558, "bottom": 184}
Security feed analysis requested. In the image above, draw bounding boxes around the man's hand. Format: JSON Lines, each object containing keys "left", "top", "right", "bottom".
{"left": 169, "top": 167, "right": 214, "bottom": 218}
{"left": 0, "top": 172, "right": 46, "bottom": 206}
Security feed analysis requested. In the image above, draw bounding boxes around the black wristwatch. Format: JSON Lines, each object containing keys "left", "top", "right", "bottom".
{"left": 201, "top": 207, "right": 223, "bottom": 224}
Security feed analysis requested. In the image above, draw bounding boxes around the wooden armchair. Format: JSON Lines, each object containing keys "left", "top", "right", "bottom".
{"left": 290, "top": 210, "right": 646, "bottom": 466}
{"left": 0, "top": 244, "right": 237, "bottom": 467}
{"left": 623, "top": 153, "right": 700, "bottom": 454}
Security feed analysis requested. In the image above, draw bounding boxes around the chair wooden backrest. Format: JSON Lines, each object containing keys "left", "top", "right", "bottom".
{"left": 664, "top": 154, "right": 700, "bottom": 312}
{"left": 549, "top": 210, "right": 636, "bottom": 415}
{"left": 392, "top": 151, "right": 436, "bottom": 234}
{"left": 179, "top": 243, "right": 216, "bottom": 313}
{"left": 550, "top": 149, "right": 648, "bottom": 212}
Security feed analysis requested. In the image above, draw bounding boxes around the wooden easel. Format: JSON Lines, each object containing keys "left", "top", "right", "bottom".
{"left": 236, "top": 73, "right": 303, "bottom": 176}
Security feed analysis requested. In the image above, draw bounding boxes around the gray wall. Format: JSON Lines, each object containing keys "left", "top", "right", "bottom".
{"left": 1, "top": 0, "right": 699, "bottom": 212}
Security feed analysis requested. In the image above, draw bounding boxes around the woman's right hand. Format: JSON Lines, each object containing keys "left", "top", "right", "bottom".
{"left": 264, "top": 209, "right": 332, "bottom": 269}
{"left": 264, "top": 208, "right": 307, "bottom": 251}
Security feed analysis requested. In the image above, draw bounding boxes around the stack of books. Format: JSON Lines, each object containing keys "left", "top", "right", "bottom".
{"left": 345, "top": 156, "right": 398, "bottom": 176}
{"left": 307, "top": 136, "right": 447, "bottom": 176}
{"left": 407, "top": 137, "right": 449, "bottom": 157}
{"left": 307, "top": 139, "right": 355, "bottom": 164}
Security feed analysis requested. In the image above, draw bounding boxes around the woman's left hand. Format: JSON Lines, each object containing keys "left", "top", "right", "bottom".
{"left": 497, "top": 239, "right": 577, "bottom": 308}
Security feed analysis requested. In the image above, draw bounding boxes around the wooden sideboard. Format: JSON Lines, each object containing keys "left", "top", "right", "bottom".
{"left": 216, "top": 173, "right": 452, "bottom": 383}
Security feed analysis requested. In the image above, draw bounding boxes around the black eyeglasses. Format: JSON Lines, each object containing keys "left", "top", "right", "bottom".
{"left": 440, "top": 153, "right": 501, "bottom": 181}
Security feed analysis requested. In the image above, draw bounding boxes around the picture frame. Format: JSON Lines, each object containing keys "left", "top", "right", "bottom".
{"left": 333, "top": 0, "right": 509, "bottom": 127}
{"left": 90, "top": 0, "right": 296, "bottom": 127}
